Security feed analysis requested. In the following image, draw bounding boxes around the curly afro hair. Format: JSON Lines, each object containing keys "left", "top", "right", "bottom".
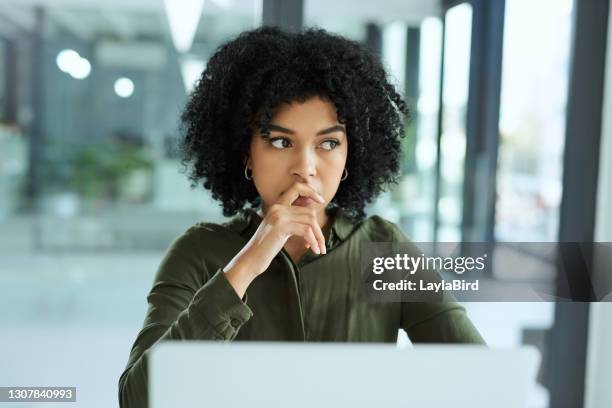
{"left": 179, "top": 26, "right": 409, "bottom": 222}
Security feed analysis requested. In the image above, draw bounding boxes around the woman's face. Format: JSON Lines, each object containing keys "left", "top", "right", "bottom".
{"left": 246, "top": 96, "right": 348, "bottom": 219}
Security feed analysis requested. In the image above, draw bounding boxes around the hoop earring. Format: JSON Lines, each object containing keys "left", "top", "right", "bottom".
{"left": 341, "top": 168, "right": 348, "bottom": 181}
{"left": 244, "top": 165, "right": 253, "bottom": 180}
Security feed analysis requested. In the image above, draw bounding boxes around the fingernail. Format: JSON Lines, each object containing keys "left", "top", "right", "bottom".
{"left": 318, "top": 195, "right": 325, "bottom": 203}
{"left": 315, "top": 246, "right": 321, "bottom": 254}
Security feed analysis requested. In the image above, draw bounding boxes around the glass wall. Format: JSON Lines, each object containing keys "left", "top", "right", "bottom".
{"left": 0, "top": 2, "right": 259, "bottom": 407}
{"left": 436, "top": 3, "right": 472, "bottom": 242}
{"left": 496, "top": 0, "right": 574, "bottom": 242}
{"left": 405, "top": 17, "right": 443, "bottom": 242}
{"left": 481, "top": 1, "right": 574, "bottom": 407}
{"left": 0, "top": 1, "right": 586, "bottom": 407}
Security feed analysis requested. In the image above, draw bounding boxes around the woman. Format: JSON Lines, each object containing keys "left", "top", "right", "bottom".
{"left": 118, "top": 26, "right": 484, "bottom": 408}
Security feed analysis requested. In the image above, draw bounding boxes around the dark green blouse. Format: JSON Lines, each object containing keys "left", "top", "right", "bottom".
{"left": 118, "top": 208, "right": 485, "bottom": 408}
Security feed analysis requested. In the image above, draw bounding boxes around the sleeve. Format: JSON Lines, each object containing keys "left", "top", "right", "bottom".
{"left": 118, "top": 227, "right": 254, "bottom": 408}
{"left": 400, "top": 302, "right": 486, "bottom": 344}
{"left": 389, "top": 223, "right": 486, "bottom": 345}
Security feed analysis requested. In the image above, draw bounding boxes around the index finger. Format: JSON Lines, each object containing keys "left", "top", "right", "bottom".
{"left": 278, "top": 182, "right": 325, "bottom": 207}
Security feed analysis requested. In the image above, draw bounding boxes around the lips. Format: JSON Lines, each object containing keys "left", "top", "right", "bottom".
{"left": 292, "top": 195, "right": 315, "bottom": 206}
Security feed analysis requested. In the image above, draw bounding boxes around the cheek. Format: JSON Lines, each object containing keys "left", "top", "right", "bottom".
{"left": 320, "top": 152, "right": 347, "bottom": 179}
{"left": 327, "top": 146, "right": 348, "bottom": 169}
{"left": 258, "top": 157, "right": 292, "bottom": 180}
{"left": 251, "top": 145, "right": 280, "bottom": 169}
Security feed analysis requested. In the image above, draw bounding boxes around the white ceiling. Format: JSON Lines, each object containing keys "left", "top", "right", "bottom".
{"left": 0, "top": 0, "right": 256, "bottom": 41}
{"left": 0, "top": 0, "right": 442, "bottom": 41}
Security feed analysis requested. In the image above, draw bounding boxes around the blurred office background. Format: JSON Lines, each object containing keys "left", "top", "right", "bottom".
{"left": 0, "top": 0, "right": 610, "bottom": 407}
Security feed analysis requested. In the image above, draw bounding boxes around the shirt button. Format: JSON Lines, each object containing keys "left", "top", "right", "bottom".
{"left": 230, "top": 319, "right": 241, "bottom": 328}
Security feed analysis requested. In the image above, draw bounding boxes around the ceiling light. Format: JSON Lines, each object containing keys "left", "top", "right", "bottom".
{"left": 163, "top": 0, "right": 205, "bottom": 53}
{"left": 70, "top": 57, "right": 91, "bottom": 79}
{"left": 114, "top": 77, "right": 134, "bottom": 98}
{"left": 180, "top": 57, "right": 205, "bottom": 93}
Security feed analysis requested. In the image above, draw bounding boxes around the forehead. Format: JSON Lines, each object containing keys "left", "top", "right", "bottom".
{"left": 270, "top": 96, "right": 339, "bottom": 126}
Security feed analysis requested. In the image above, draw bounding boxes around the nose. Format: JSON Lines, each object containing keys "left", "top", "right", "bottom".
{"left": 291, "top": 145, "right": 317, "bottom": 181}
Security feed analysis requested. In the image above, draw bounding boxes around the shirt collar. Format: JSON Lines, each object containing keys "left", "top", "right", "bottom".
{"left": 224, "top": 207, "right": 355, "bottom": 245}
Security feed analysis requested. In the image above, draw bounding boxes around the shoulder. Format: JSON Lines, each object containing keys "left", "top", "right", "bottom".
{"left": 165, "top": 216, "right": 247, "bottom": 254}
{"left": 355, "top": 214, "right": 409, "bottom": 243}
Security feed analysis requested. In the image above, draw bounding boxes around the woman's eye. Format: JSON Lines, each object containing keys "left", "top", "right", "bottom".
{"left": 269, "top": 138, "right": 291, "bottom": 149}
{"left": 320, "top": 140, "right": 340, "bottom": 150}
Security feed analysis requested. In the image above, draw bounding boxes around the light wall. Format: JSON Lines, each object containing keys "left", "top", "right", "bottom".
{"left": 586, "top": 3, "right": 612, "bottom": 408}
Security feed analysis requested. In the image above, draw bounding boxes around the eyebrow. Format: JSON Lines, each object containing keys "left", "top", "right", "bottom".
{"left": 267, "top": 123, "right": 346, "bottom": 136}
